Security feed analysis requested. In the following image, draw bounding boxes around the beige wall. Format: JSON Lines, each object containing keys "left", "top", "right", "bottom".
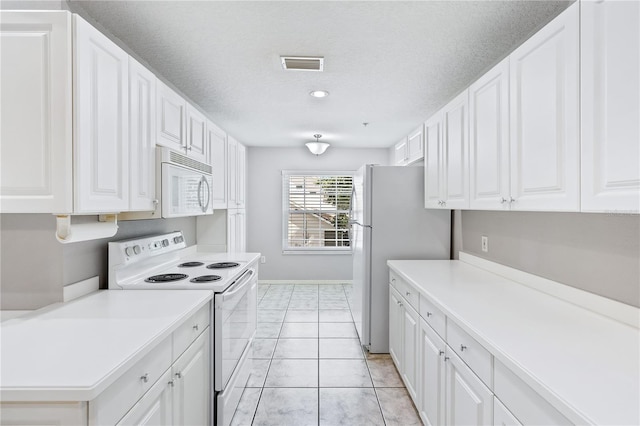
{"left": 458, "top": 210, "right": 640, "bottom": 307}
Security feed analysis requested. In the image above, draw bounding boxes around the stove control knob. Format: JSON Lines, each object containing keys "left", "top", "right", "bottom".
{"left": 125, "top": 247, "right": 134, "bottom": 257}
{"left": 173, "top": 236, "right": 183, "bottom": 244}
{"left": 133, "top": 245, "right": 142, "bottom": 255}
{"left": 162, "top": 239, "right": 169, "bottom": 247}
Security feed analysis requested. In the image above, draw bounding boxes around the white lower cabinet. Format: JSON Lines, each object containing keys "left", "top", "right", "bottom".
{"left": 117, "top": 370, "right": 173, "bottom": 426}
{"left": 389, "top": 283, "right": 420, "bottom": 400}
{"left": 493, "top": 397, "right": 522, "bottom": 426}
{"left": 171, "top": 330, "right": 210, "bottom": 425}
{"left": 389, "top": 286, "right": 403, "bottom": 368}
{"left": 445, "top": 348, "right": 493, "bottom": 425}
{"left": 418, "top": 318, "right": 446, "bottom": 426}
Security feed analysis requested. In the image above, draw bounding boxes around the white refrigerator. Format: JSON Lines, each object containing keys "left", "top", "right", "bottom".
{"left": 351, "top": 164, "right": 450, "bottom": 353}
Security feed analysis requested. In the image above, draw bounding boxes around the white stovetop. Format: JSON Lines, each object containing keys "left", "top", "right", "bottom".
{"left": 387, "top": 259, "right": 639, "bottom": 426}
{"left": 0, "top": 290, "right": 213, "bottom": 401}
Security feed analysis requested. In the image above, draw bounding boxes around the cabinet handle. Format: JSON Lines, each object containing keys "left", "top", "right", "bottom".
{"left": 500, "top": 197, "right": 507, "bottom": 204}
{"left": 460, "top": 344, "right": 467, "bottom": 352}
{"left": 444, "top": 356, "right": 450, "bottom": 362}
{"left": 509, "top": 197, "right": 516, "bottom": 203}
{"left": 439, "top": 350, "right": 445, "bottom": 356}
{"left": 426, "top": 312, "right": 432, "bottom": 317}
{"left": 175, "top": 372, "right": 182, "bottom": 379}
{"left": 168, "top": 380, "right": 175, "bottom": 387}
{"left": 193, "top": 324, "right": 199, "bottom": 331}
{"left": 140, "top": 373, "right": 149, "bottom": 383}
{"left": 396, "top": 300, "right": 401, "bottom": 305}
{"left": 405, "top": 291, "right": 411, "bottom": 296}
{"left": 391, "top": 278, "right": 396, "bottom": 283}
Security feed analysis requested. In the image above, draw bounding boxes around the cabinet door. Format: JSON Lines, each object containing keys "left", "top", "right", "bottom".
{"left": 424, "top": 115, "right": 444, "bottom": 208}
{"left": 494, "top": 397, "right": 522, "bottom": 426}
{"left": 186, "top": 105, "right": 207, "bottom": 163}
{"left": 237, "top": 143, "right": 246, "bottom": 209}
{"left": 419, "top": 319, "right": 446, "bottom": 426}
{"left": 394, "top": 138, "right": 408, "bottom": 166}
{"left": 74, "top": 15, "right": 129, "bottom": 213}
{"left": 0, "top": 11, "right": 73, "bottom": 213}
{"left": 117, "top": 370, "right": 172, "bottom": 426}
{"left": 157, "top": 81, "right": 186, "bottom": 152}
{"left": 407, "top": 126, "right": 424, "bottom": 164}
{"left": 581, "top": 0, "right": 640, "bottom": 213}
{"left": 445, "top": 349, "right": 493, "bottom": 426}
{"left": 173, "top": 330, "right": 210, "bottom": 426}
{"left": 237, "top": 209, "right": 247, "bottom": 252}
{"left": 227, "top": 209, "right": 238, "bottom": 253}
{"left": 208, "top": 121, "right": 228, "bottom": 209}
{"left": 402, "top": 302, "right": 420, "bottom": 402}
{"left": 389, "top": 286, "right": 403, "bottom": 369}
{"left": 442, "top": 90, "right": 470, "bottom": 209}
{"left": 0, "top": 402, "right": 86, "bottom": 425}
{"left": 509, "top": 2, "right": 579, "bottom": 211}
{"left": 227, "top": 136, "right": 238, "bottom": 207}
{"left": 129, "top": 57, "right": 157, "bottom": 211}
{"left": 469, "top": 58, "right": 510, "bottom": 210}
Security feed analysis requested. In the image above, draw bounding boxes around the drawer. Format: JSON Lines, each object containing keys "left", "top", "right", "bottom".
{"left": 494, "top": 360, "right": 571, "bottom": 426}
{"left": 173, "top": 302, "right": 211, "bottom": 360}
{"left": 419, "top": 294, "right": 446, "bottom": 338}
{"left": 389, "top": 272, "right": 419, "bottom": 311}
{"left": 89, "top": 336, "right": 172, "bottom": 426}
{"left": 446, "top": 321, "right": 492, "bottom": 388}
{"left": 389, "top": 270, "right": 401, "bottom": 291}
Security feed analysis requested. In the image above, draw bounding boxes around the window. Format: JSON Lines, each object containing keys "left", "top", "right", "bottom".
{"left": 282, "top": 171, "right": 354, "bottom": 253}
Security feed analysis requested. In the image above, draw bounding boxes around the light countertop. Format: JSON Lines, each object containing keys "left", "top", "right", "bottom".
{"left": 0, "top": 290, "right": 213, "bottom": 401}
{"left": 387, "top": 259, "right": 639, "bottom": 426}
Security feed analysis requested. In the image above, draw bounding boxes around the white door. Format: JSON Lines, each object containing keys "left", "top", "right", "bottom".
{"left": 419, "top": 319, "right": 446, "bottom": 426}
{"left": 157, "top": 80, "right": 186, "bottom": 152}
{"left": 186, "top": 105, "right": 208, "bottom": 163}
{"left": 424, "top": 114, "right": 444, "bottom": 208}
{"left": 407, "top": 126, "right": 424, "bottom": 164}
{"left": 442, "top": 90, "right": 470, "bottom": 209}
{"left": 388, "top": 286, "right": 403, "bottom": 370}
{"left": 227, "top": 136, "right": 239, "bottom": 207}
{"left": 394, "top": 138, "right": 408, "bottom": 165}
{"left": 581, "top": 0, "right": 640, "bottom": 213}
{"left": 237, "top": 143, "right": 246, "bottom": 209}
{"left": 74, "top": 15, "right": 129, "bottom": 213}
{"left": 0, "top": 11, "right": 73, "bottom": 213}
{"left": 469, "top": 58, "right": 510, "bottom": 210}
{"left": 117, "top": 370, "right": 172, "bottom": 426}
{"left": 509, "top": 2, "right": 580, "bottom": 211}
{"left": 402, "top": 301, "right": 419, "bottom": 402}
{"left": 445, "top": 349, "right": 493, "bottom": 426}
{"left": 129, "top": 57, "right": 157, "bottom": 211}
{"left": 208, "top": 121, "right": 228, "bottom": 209}
{"left": 173, "top": 331, "right": 210, "bottom": 426}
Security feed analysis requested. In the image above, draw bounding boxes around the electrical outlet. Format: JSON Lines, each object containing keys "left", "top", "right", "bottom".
{"left": 481, "top": 236, "right": 489, "bottom": 252}
{"left": 260, "top": 256, "right": 266, "bottom": 264}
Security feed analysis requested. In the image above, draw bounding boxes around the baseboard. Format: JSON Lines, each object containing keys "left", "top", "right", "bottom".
{"left": 459, "top": 252, "right": 639, "bottom": 328}
{"left": 258, "top": 280, "right": 353, "bottom": 285}
{"left": 63, "top": 276, "right": 100, "bottom": 302}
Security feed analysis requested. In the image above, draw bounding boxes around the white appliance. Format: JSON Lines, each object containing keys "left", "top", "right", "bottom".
{"left": 108, "top": 232, "right": 259, "bottom": 426}
{"left": 351, "top": 165, "right": 450, "bottom": 353}
{"left": 158, "top": 146, "right": 213, "bottom": 218}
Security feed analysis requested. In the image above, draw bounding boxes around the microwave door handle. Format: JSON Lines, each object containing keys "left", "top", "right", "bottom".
{"left": 202, "top": 177, "right": 211, "bottom": 212}
{"left": 197, "top": 176, "right": 205, "bottom": 212}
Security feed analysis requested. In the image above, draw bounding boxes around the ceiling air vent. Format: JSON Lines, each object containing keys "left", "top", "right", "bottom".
{"left": 280, "top": 56, "right": 324, "bottom": 72}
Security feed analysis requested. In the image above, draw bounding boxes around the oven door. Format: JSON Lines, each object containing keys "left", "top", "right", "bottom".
{"left": 161, "top": 163, "right": 213, "bottom": 218}
{"left": 214, "top": 268, "right": 257, "bottom": 391}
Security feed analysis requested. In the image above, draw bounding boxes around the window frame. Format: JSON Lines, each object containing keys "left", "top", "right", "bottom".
{"left": 281, "top": 170, "right": 354, "bottom": 255}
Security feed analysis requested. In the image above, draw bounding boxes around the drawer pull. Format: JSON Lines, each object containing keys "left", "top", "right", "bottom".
{"left": 168, "top": 380, "right": 175, "bottom": 387}
{"left": 193, "top": 324, "right": 199, "bottom": 331}
{"left": 460, "top": 344, "right": 467, "bottom": 352}
{"left": 175, "top": 372, "right": 182, "bottom": 379}
{"left": 439, "top": 350, "right": 445, "bottom": 356}
{"left": 444, "top": 356, "right": 450, "bottom": 362}
{"left": 391, "top": 278, "right": 396, "bottom": 283}
{"left": 426, "top": 312, "right": 432, "bottom": 317}
{"left": 405, "top": 291, "right": 411, "bottom": 296}
{"left": 396, "top": 301, "right": 401, "bottom": 305}
{"left": 140, "top": 373, "right": 149, "bottom": 383}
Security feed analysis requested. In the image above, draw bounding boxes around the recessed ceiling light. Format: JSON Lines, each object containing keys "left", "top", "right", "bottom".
{"left": 310, "top": 90, "right": 329, "bottom": 98}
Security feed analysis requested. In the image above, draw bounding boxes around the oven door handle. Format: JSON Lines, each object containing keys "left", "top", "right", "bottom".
{"left": 221, "top": 269, "right": 254, "bottom": 301}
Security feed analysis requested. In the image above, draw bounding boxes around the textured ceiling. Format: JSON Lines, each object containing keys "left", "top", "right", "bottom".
{"left": 69, "top": 0, "right": 572, "bottom": 148}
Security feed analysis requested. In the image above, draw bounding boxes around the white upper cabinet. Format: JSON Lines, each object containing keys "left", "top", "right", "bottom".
{"left": 74, "top": 15, "right": 129, "bottom": 213}
{"left": 424, "top": 114, "right": 444, "bottom": 208}
{"left": 469, "top": 58, "right": 511, "bottom": 210}
{"left": 407, "top": 126, "right": 425, "bottom": 164}
{"left": 227, "top": 135, "right": 246, "bottom": 209}
{"left": 237, "top": 143, "right": 246, "bottom": 209}
{"left": 581, "top": 0, "right": 640, "bottom": 213}
{"left": 509, "top": 2, "right": 580, "bottom": 211}
{"left": 128, "top": 57, "right": 157, "bottom": 212}
{"left": 208, "top": 121, "right": 228, "bottom": 209}
{"left": 185, "top": 105, "right": 208, "bottom": 163}
{"left": 442, "top": 91, "right": 470, "bottom": 209}
{"left": 394, "top": 137, "right": 408, "bottom": 166}
{"left": 0, "top": 11, "right": 73, "bottom": 213}
{"left": 157, "top": 81, "right": 186, "bottom": 153}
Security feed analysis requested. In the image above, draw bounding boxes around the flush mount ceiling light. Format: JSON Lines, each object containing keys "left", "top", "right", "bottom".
{"left": 305, "top": 134, "right": 330, "bottom": 156}
{"left": 309, "top": 90, "right": 329, "bottom": 98}
{"left": 280, "top": 56, "right": 324, "bottom": 72}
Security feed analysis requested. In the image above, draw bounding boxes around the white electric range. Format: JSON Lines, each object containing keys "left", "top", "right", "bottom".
{"left": 108, "top": 231, "right": 260, "bottom": 426}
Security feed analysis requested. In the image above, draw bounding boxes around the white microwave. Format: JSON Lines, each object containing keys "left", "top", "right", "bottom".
{"left": 158, "top": 147, "right": 213, "bottom": 218}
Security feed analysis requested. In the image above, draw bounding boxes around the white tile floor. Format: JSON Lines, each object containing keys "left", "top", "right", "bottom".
{"left": 230, "top": 283, "right": 422, "bottom": 426}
